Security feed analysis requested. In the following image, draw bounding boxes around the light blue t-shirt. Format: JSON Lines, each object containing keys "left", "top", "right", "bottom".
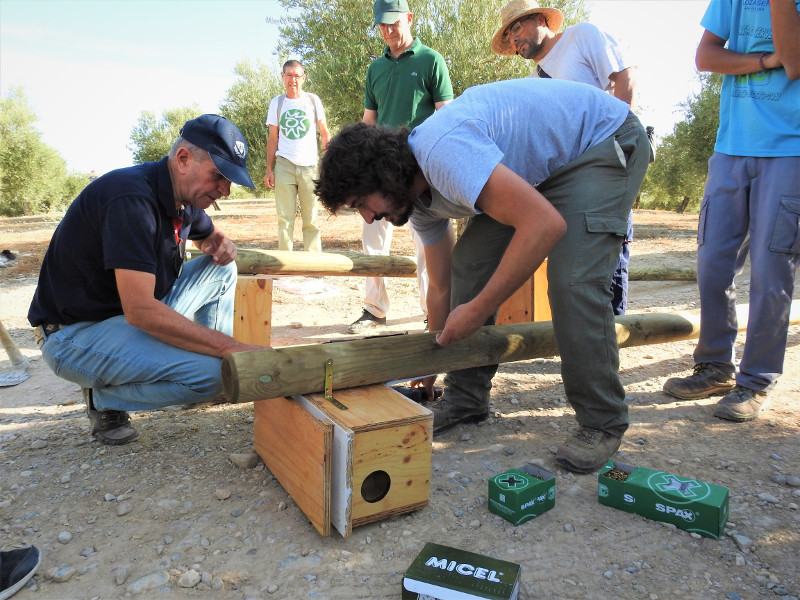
{"left": 407, "top": 78, "right": 630, "bottom": 246}
{"left": 701, "top": 0, "right": 800, "bottom": 157}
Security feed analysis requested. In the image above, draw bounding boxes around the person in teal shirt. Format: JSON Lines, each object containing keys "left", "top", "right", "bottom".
{"left": 663, "top": 0, "right": 800, "bottom": 422}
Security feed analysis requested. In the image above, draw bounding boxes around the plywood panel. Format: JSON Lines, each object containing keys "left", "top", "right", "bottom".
{"left": 351, "top": 422, "right": 432, "bottom": 525}
{"left": 253, "top": 397, "right": 332, "bottom": 536}
{"left": 233, "top": 275, "right": 273, "bottom": 346}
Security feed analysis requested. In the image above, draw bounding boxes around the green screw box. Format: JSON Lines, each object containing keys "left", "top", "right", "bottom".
{"left": 402, "top": 542, "right": 521, "bottom": 600}
{"left": 597, "top": 459, "right": 729, "bottom": 539}
{"left": 487, "top": 464, "right": 556, "bottom": 525}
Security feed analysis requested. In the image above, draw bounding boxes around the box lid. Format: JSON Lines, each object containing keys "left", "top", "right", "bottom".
{"left": 404, "top": 543, "right": 520, "bottom": 600}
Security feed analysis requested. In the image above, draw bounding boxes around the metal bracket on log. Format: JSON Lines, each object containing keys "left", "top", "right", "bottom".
{"left": 323, "top": 359, "right": 348, "bottom": 411}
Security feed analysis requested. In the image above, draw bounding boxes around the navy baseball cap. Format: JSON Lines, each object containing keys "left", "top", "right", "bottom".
{"left": 180, "top": 114, "right": 255, "bottom": 189}
{"left": 373, "top": 0, "right": 410, "bottom": 26}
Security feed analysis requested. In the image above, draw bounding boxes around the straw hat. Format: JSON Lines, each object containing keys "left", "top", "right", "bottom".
{"left": 490, "top": 0, "right": 564, "bottom": 55}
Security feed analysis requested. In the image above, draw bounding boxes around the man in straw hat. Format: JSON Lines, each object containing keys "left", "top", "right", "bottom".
{"left": 315, "top": 78, "right": 651, "bottom": 473}
{"left": 29, "top": 115, "right": 268, "bottom": 446}
{"left": 492, "top": 0, "right": 639, "bottom": 318}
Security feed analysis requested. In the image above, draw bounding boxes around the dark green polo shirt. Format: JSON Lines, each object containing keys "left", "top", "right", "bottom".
{"left": 364, "top": 37, "right": 453, "bottom": 130}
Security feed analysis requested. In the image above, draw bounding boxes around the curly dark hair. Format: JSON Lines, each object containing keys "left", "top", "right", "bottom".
{"left": 314, "top": 122, "right": 420, "bottom": 216}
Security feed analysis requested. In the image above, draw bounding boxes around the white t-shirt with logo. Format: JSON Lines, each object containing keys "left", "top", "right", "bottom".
{"left": 266, "top": 92, "right": 326, "bottom": 167}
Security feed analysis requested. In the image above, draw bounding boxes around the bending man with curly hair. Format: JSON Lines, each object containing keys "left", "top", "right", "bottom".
{"left": 316, "top": 78, "right": 650, "bottom": 474}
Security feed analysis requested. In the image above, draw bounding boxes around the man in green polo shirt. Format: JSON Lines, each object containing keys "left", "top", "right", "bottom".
{"left": 348, "top": 0, "right": 453, "bottom": 336}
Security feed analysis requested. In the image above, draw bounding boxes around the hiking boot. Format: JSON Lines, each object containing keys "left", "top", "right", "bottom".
{"left": 347, "top": 310, "right": 386, "bottom": 334}
{"left": 0, "top": 545, "right": 41, "bottom": 600}
{"left": 431, "top": 399, "right": 489, "bottom": 434}
{"left": 555, "top": 426, "right": 621, "bottom": 474}
{"left": 83, "top": 388, "right": 139, "bottom": 445}
{"left": 663, "top": 362, "right": 735, "bottom": 400}
{"left": 713, "top": 385, "right": 769, "bottom": 422}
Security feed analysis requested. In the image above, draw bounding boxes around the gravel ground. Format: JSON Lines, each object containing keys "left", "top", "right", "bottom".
{"left": 1, "top": 207, "right": 798, "bottom": 600}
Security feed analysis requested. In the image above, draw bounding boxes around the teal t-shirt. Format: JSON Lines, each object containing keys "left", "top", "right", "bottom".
{"left": 364, "top": 37, "right": 454, "bottom": 129}
{"left": 701, "top": 0, "right": 800, "bottom": 157}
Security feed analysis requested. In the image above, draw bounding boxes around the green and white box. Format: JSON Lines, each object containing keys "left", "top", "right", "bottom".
{"left": 597, "top": 459, "right": 729, "bottom": 539}
{"left": 488, "top": 464, "right": 556, "bottom": 525}
{"left": 402, "top": 542, "right": 521, "bottom": 600}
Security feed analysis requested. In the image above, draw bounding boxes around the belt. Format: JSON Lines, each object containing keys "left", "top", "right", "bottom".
{"left": 33, "top": 323, "right": 63, "bottom": 347}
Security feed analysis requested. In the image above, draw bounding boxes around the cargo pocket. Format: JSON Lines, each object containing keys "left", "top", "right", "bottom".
{"left": 569, "top": 213, "right": 628, "bottom": 284}
{"left": 769, "top": 196, "right": 800, "bottom": 254}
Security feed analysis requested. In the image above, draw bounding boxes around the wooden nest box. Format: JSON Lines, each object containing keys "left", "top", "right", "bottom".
{"left": 253, "top": 382, "right": 433, "bottom": 537}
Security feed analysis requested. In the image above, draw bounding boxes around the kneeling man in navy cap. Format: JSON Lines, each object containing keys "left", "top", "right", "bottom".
{"left": 29, "top": 115, "right": 267, "bottom": 445}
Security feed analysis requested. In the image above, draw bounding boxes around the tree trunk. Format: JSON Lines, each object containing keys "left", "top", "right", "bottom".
{"left": 222, "top": 301, "right": 800, "bottom": 403}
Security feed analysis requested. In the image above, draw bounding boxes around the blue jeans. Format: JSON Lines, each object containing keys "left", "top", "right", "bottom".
{"left": 695, "top": 153, "right": 800, "bottom": 391}
{"left": 39, "top": 256, "right": 237, "bottom": 411}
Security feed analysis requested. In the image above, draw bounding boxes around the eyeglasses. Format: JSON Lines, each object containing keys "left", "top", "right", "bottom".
{"left": 504, "top": 15, "right": 532, "bottom": 42}
{"left": 282, "top": 72, "right": 304, "bottom": 80}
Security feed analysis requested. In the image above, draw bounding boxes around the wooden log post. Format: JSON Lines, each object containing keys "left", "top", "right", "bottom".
{"left": 235, "top": 248, "right": 695, "bottom": 281}
{"left": 236, "top": 249, "right": 417, "bottom": 277}
{"left": 222, "top": 301, "right": 800, "bottom": 403}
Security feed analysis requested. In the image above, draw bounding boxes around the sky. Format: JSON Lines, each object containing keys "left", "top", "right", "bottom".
{"left": 0, "top": 0, "right": 710, "bottom": 176}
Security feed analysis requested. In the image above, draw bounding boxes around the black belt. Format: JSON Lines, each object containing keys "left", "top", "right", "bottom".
{"left": 33, "top": 323, "right": 63, "bottom": 347}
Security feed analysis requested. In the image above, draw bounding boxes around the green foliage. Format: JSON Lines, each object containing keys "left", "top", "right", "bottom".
{"left": 219, "top": 60, "right": 285, "bottom": 198}
{"left": 640, "top": 73, "right": 722, "bottom": 212}
{"left": 0, "top": 87, "right": 88, "bottom": 216}
{"left": 128, "top": 105, "right": 203, "bottom": 164}
{"left": 273, "top": 0, "right": 590, "bottom": 129}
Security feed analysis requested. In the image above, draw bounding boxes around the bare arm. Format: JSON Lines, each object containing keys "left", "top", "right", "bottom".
{"left": 696, "top": 29, "right": 783, "bottom": 74}
{"left": 421, "top": 226, "right": 455, "bottom": 333}
{"left": 318, "top": 119, "right": 331, "bottom": 151}
{"left": 770, "top": 0, "right": 800, "bottom": 79}
{"left": 264, "top": 124, "right": 279, "bottom": 189}
{"left": 436, "top": 164, "right": 566, "bottom": 347}
{"left": 609, "top": 67, "right": 637, "bottom": 110}
{"left": 115, "top": 269, "right": 265, "bottom": 357}
{"left": 362, "top": 109, "right": 378, "bottom": 124}
{"left": 434, "top": 99, "right": 452, "bottom": 110}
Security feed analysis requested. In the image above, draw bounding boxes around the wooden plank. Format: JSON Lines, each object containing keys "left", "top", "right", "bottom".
{"left": 295, "top": 395, "right": 354, "bottom": 538}
{"left": 253, "top": 397, "right": 332, "bottom": 536}
{"left": 350, "top": 422, "right": 431, "bottom": 526}
{"left": 496, "top": 278, "right": 532, "bottom": 325}
{"left": 233, "top": 276, "right": 272, "bottom": 346}
{"left": 236, "top": 249, "right": 416, "bottom": 277}
{"left": 302, "top": 384, "right": 431, "bottom": 432}
{"left": 222, "top": 301, "right": 800, "bottom": 404}
{"left": 533, "top": 258, "right": 551, "bottom": 322}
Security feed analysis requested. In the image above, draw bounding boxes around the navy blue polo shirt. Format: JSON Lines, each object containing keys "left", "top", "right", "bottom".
{"left": 28, "top": 158, "right": 214, "bottom": 326}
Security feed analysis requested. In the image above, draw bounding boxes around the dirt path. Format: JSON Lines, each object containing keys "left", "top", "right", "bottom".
{"left": 1, "top": 206, "right": 798, "bottom": 600}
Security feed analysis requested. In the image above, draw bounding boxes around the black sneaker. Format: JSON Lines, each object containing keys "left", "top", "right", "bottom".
{"left": 83, "top": 388, "right": 139, "bottom": 446}
{"left": 663, "top": 362, "right": 735, "bottom": 400}
{"left": 347, "top": 310, "right": 386, "bottom": 334}
{"left": 0, "top": 546, "right": 40, "bottom": 600}
{"left": 713, "top": 385, "right": 769, "bottom": 422}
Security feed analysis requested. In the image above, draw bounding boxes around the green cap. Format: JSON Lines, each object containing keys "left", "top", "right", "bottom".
{"left": 373, "top": 0, "right": 409, "bottom": 26}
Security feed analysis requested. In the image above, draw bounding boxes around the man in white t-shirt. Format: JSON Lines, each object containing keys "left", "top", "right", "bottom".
{"left": 265, "top": 60, "right": 330, "bottom": 252}
{"left": 491, "top": 0, "right": 639, "bottom": 315}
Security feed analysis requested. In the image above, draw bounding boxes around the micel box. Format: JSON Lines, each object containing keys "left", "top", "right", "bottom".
{"left": 402, "top": 543, "right": 521, "bottom": 600}
{"left": 597, "top": 459, "right": 729, "bottom": 539}
{"left": 487, "top": 464, "right": 556, "bottom": 525}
